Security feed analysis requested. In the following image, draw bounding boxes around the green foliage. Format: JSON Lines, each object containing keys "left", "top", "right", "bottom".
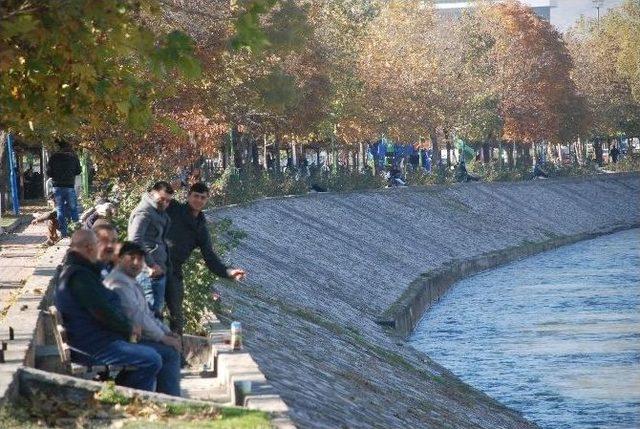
{"left": 182, "top": 220, "right": 246, "bottom": 335}
{"left": 210, "top": 166, "right": 386, "bottom": 206}
{"left": 406, "top": 167, "right": 454, "bottom": 186}
{"left": 543, "top": 161, "right": 599, "bottom": 178}
{"left": 96, "top": 381, "right": 133, "bottom": 405}
{"left": 467, "top": 162, "right": 530, "bottom": 182}
{"left": 230, "top": 0, "right": 278, "bottom": 52}
{"left": 610, "top": 153, "right": 640, "bottom": 173}
{"left": 211, "top": 166, "right": 309, "bottom": 205}
{"left": 0, "top": 1, "right": 200, "bottom": 140}
{"left": 311, "top": 166, "right": 386, "bottom": 192}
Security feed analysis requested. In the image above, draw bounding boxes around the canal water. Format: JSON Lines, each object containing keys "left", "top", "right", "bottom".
{"left": 410, "top": 229, "right": 640, "bottom": 429}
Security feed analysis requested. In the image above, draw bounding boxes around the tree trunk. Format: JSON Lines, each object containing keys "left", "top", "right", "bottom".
{"left": 274, "top": 137, "right": 281, "bottom": 174}
{"left": 232, "top": 126, "right": 243, "bottom": 168}
{"left": 445, "top": 130, "right": 452, "bottom": 167}
{"left": 262, "top": 135, "right": 268, "bottom": 170}
{"left": 429, "top": 128, "right": 440, "bottom": 166}
{"left": 482, "top": 142, "right": 491, "bottom": 164}
{"left": 0, "top": 130, "right": 7, "bottom": 214}
{"left": 594, "top": 138, "right": 603, "bottom": 166}
{"left": 251, "top": 139, "right": 260, "bottom": 169}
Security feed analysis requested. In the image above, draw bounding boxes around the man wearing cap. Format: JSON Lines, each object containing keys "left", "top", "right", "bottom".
{"left": 103, "top": 241, "right": 182, "bottom": 396}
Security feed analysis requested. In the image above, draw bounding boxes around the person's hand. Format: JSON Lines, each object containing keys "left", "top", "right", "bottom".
{"left": 130, "top": 325, "right": 142, "bottom": 342}
{"left": 150, "top": 264, "right": 164, "bottom": 278}
{"left": 161, "top": 334, "right": 182, "bottom": 352}
{"left": 227, "top": 268, "right": 246, "bottom": 281}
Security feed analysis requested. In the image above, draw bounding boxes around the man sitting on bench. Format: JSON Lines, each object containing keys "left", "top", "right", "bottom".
{"left": 104, "top": 241, "right": 181, "bottom": 396}
{"left": 54, "top": 230, "right": 170, "bottom": 393}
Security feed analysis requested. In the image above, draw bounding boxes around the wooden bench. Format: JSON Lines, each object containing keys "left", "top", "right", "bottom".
{"left": 48, "top": 305, "right": 132, "bottom": 379}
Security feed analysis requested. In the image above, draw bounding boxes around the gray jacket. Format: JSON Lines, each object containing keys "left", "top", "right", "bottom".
{"left": 103, "top": 267, "right": 170, "bottom": 341}
{"left": 128, "top": 193, "right": 171, "bottom": 270}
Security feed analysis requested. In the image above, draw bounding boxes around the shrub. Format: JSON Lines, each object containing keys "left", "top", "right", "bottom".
{"left": 611, "top": 153, "right": 640, "bottom": 173}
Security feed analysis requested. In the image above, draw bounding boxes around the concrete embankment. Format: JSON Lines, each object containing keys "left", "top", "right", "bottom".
{"left": 211, "top": 173, "right": 640, "bottom": 428}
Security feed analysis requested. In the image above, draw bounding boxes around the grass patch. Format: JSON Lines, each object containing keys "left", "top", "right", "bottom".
{"left": 3, "top": 386, "right": 270, "bottom": 429}
{"left": 0, "top": 215, "right": 19, "bottom": 228}
{"left": 122, "top": 408, "right": 271, "bottom": 429}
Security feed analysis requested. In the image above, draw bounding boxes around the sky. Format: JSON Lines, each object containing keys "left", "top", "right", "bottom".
{"left": 550, "top": 0, "right": 625, "bottom": 31}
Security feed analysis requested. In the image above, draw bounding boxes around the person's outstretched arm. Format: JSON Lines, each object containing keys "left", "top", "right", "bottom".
{"left": 198, "top": 225, "right": 230, "bottom": 278}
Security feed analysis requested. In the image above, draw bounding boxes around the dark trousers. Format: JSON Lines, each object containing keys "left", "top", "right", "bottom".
{"left": 165, "top": 270, "right": 185, "bottom": 335}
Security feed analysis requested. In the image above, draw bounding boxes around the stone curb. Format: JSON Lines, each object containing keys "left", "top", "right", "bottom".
{"left": 379, "top": 222, "right": 640, "bottom": 338}
{"left": 0, "top": 214, "right": 31, "bottom": 236}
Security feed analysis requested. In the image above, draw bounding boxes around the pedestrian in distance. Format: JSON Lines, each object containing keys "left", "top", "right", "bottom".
{"left": 46, "top": 139, "right": 81, "bottom": 238}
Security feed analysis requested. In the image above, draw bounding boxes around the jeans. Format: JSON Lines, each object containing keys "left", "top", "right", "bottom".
{"left": 138, "top": 341, "right": 181, "bottom": 396}
{"left": 91, "top": 340, "right": 161, "bottom": 392}
{"left": 138, "top": 273, "right": 167, "bottom": 318}
{"left": 92, "top": 340, "right": 181, "bottom": 395}
{"left": 53, "top": 187, "right": 79, "bottom": 237}
{"left": 165, "top": 271, "right": 185, "bottom": 335}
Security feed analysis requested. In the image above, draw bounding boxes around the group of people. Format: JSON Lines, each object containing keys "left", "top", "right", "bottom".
{"left": 53, "top": 179, "right": 246, "bottom": 396}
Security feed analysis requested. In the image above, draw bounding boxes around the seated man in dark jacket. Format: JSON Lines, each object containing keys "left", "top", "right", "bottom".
{"left": 165, "top": 182, "right": 246, "bottom": 335}
{"left": 54, "top": 230, "right": 166, "bottom": 392}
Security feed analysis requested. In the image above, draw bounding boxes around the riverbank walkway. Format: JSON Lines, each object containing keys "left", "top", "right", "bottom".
{"left": 0, "top": 204, "right": 48, "bottom": 321}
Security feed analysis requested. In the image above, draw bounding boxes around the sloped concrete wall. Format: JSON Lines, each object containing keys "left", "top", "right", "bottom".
{"left": 211, "top": 173, "right": 639, "bottom": 428}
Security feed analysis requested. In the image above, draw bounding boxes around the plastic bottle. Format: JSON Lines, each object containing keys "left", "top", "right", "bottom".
{"left": 230, "top": 321, "right": 242, "bottom": 350}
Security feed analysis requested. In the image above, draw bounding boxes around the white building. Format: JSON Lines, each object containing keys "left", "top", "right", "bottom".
{"left": 433, "top": 0, "right": 556, "bottom": 21}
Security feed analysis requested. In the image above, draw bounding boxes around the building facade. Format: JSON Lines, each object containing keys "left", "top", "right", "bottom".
{"left": 433, "top": 0, "right": 556, "bottom": 21}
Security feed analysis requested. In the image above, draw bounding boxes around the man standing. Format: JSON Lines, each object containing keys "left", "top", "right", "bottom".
{"left": 165, "top": 182, "right": 246, "bottom": 334}
{"left": 54, "top": 230, "right": 163, "bottom": 392}
{"left": 104, "top": 242, "right": 181, "bottom": 396}
{"left": 46, "top": 139, "right": 81, "bottom": 237}
{"left": 128, "top": 181, "right": 173, "bottom": 318}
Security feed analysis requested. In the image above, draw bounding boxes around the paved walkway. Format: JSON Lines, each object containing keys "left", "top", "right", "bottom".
{"left": 0, "top": 206, "right": 49, "bottom": 320}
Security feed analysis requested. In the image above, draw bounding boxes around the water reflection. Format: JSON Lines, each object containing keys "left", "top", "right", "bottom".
{"left": 410, "top": 229, "right": 640, "bottom": 429}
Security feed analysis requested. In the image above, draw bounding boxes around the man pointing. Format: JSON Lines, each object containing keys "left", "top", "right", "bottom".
{"left": 165, "top": 182, "right": 246, "bottom": 334}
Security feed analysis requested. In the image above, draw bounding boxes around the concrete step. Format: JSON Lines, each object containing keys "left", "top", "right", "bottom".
{"left": 180, "top": 375, "right": 232, "bottom": 405}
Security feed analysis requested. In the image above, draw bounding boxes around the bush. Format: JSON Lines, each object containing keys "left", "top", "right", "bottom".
{"left": 405, "top": 165, "right": 454, "bottom": 185}
{"left": 544, "top": 161, "right": 599, "bottom": 178}
{"left": 611, "top": 153, "right": 640, "bottom": 173}
{"left": 182, "top": 219, "right": 246, "bottom": 334}
{"left": 467, "top": 162, "right": 529, "bottom": 182}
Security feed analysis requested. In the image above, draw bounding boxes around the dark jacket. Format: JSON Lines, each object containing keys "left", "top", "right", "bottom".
{"left": 128, "top": 193, "right": 171, "bottom": 269}
{"left": 46, "top": 152, "right": 81, "bottom": 188}
{"left": 166, "top": 201, "right": 229, "bottom": 279}
{"left": 54, "top": 251, "right": 132, "bottom": 354}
